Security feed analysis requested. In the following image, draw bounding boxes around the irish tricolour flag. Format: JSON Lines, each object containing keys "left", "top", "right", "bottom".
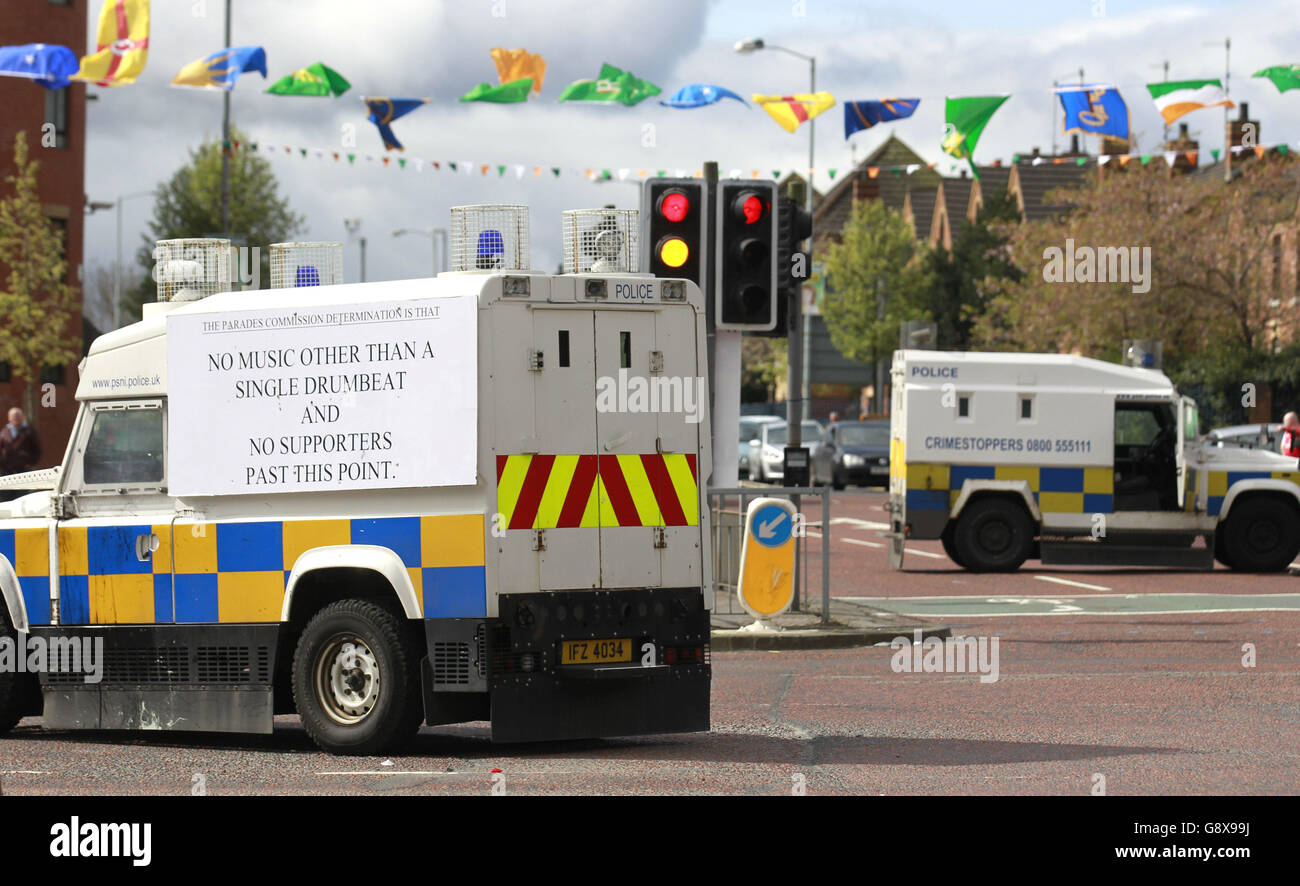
{"left": 1146, "top": 79, "right": 1234, "bottom": 125}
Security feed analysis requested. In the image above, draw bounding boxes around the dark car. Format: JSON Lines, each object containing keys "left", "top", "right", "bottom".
{"left": 813, "top": 420, "right": 891, "bottom": 489}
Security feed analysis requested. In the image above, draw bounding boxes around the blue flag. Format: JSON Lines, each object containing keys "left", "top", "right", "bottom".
{"left": 172, "top": 46, "right": 267, "bottom": 90}
{"left": 363, "top": 97, "right": 429, "bottom": 151}
{"left": 843, "top": 98, "right": 920, "bottom": 138}
{"left": 659, "top": 84, "right": 748, "bottom": 108}
{"left": 1057, "top": 85, "right": 1129, "bottom": 140}
{"left": 0, "top": 43, "right": 78, "bottom": 89}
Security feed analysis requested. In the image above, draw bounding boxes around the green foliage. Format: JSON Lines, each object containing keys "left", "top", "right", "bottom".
{"left": 927, "top": 189, "right": 1022, "bottom": 349}
{"left": 741, "top": 336, "right": 787, "bottom": 402}
{"left": 821, "top": 199, "right": 935, "bottom": 365}
{"left": 126, "top": 127, "right": 304, "bottom": 319}
{"left": 0, "top": 132, "right": 80, "bottom": 420}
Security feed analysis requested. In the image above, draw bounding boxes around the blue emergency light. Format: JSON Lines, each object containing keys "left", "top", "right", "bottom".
{"left": 476, "top": 229, "right": 505, "bottom": 269}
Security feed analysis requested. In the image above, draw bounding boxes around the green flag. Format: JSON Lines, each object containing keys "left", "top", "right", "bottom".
{"left": 1253, "top": 65, "right": 1300, "bottom": 93}
{"left": 460, "top": 77, "right": 534, "bottom": 103}
{"left": 559, "top": 63, "right": 660, "bottom": 106}
{"left": 266, "top": 62, "right": 351, "bottom": 97}
{"left": 943, "top": 95, "right": 1010, "bottom": 177}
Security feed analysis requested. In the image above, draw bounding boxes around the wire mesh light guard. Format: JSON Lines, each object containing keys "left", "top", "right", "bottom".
{"left": 153, "top": 238, "right": 234, "bottom": 302}
{"left": 449, "top": 204, "right": 530, "bottom": 272}
{"left": 562, "top": 209, "right": 640, "bottom": 274}
{"left": 270, "top": 242, "right": 344, "bottom": 288}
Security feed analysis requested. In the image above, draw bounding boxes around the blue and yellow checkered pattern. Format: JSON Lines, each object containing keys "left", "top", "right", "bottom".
{"left": 0, "top": 527, "right": 52, "bottom": 626}
{"left": 904, "top": 464, "right": 1115, "bottom": 515}
{"left": 2, "top": 515, "right": 486, "bottom": 627}
{"left": 1203, "top": 470, "right": 1300, "bottom": 516}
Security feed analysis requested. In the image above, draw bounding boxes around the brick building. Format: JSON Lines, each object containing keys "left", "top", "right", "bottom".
{"left": 0, "top": 0, "right": 87, "bottom": 468}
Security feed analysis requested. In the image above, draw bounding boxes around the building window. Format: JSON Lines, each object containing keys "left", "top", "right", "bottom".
{"left": 46, "top": 217, "right": 67, "bottom": 260}
{"left": 0, "top": 363, "right": 10, "bottom": 383}
{"left": 40, "top": 365, "right": 65, "bottom": 386}
{"left": 44, "top": 88, "right": 68, "bottom": 149}
{"left": 48, "top": 0, "right": 73, "bottom": 6}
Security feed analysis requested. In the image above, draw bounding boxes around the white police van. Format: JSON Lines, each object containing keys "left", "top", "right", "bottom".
{"left": 0, "top": 208, "right": 713, "bottom": 754}
{"left": 887, "top": 349, "right": 1300, "bottom": 572}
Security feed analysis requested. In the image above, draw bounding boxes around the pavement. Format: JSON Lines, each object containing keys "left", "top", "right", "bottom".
{"left": 710, "top": 592, "right": 950, "bottom": 650}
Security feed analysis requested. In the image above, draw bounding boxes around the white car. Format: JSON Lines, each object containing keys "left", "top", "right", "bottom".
{"left": 747, "top": 420, "right": 824, "bottom": 483}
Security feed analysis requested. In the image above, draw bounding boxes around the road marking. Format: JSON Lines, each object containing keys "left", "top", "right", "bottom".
{"left": 843, "top": 592, "right": 1300, "bottom": 618}
{"left": 1034, "top": 575, "right": 1112, "bottom": 592}
{"left": 843, "top": 537, "right": 884, "bottom": 549}
{"left": 831, "top": 517, "right": 890, "bottom": 531}
{"left": 0, "top": 770, "right": 46, "bottom": 775}
{"left": 906, "top": 548, "right": 947, "bottom": 559}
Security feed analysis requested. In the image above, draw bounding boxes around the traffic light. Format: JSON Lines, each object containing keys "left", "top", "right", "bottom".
{"left": 643, "top": 179, "right": 707, "bottom": 288}
{"left": 754, "top": 194, "right": 814, "bottom": 338}
{"left": 715, "top": 180, "right": 778, "bottom": 331}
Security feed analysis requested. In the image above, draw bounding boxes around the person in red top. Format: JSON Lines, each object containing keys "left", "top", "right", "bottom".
{"left": 1282, "top": 412, "right": 1300, "bottom": 458}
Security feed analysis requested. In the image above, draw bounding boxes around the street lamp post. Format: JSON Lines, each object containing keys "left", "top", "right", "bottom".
{"left": 344, "top": 218, "right": 366, "bottom": 282}
{"left": 735, "top": 36, "right": 816, "bottom": 451}
{"left": 115, "top": 191, "right": 154, "bottom": 329}
{"left": 393, "top": 227, "right": 448, "bottom": 276}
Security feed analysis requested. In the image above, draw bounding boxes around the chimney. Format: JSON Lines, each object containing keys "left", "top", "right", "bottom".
{"left": 1031, "top": 147, "right": 1041, "bottom": 159}
{"left": 852, "top": 171, "right": 878, "bottom": 204}
{"left": 1229, "top": 101, "right": 1259, "bottom": 151}
{"left": 1069, "top": 134, "right": 1079, "bottom": 155}
{"left": 959, "top": 168, "right": 969, "bottom": 179}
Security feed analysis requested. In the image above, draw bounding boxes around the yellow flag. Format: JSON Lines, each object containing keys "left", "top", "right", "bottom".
{"left": 752, "top": 92, "right": 836, "bottom": 133}
{"left": 489, "top": 47, "right": 546, "bottom": 95}
{"left": 73, "top": 0, "right": 150, "bottom": 87}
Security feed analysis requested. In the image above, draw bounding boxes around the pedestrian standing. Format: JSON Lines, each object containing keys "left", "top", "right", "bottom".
{"left": 1282, "top": 412, "right": 1300, "bottom": 458}
{"left": 0, "top": 408, "right": 41, "bottom": 475}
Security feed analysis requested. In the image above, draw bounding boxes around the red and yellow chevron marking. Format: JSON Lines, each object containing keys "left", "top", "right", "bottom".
{"left": 496, "top": 453, "right": 698, "bottom": 529}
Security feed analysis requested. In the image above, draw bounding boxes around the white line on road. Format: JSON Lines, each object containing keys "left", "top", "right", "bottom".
{"left": 843, "top": 537, "right": 884, "bottom": 549}
{"left": 0, "top": 770, "right": 46, "bottom": 775}
{"left": 1034, "top": 575, "right": 1112, "bottom": 592}
{"left": 906, "top": 548, "right": 947, "bottom": 559}
{"left": 831, "top": 517, "right": 890, "bottom": 531}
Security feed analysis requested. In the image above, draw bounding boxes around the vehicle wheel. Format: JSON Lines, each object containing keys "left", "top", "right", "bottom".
{"left": 0, "top": 617, "right": 40, "bottom": 736}
{"left": 292, "top": 599, "right": 424, "bottom": 755}
{"left": 940, "top": 528, "right": 966, "bottom": 568}
{"left": 953, "top": 498, "right": 1035, "bottom": 573}
{"left": 1213, "top": 524, "right": 1235, "bottom": 569}
{"left": 1221, "top": 497, "right": 1300, "bottom": 572}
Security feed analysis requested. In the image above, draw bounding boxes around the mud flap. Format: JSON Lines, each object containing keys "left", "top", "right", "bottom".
{"left": 887, "top": 495, "right": 906, "bottom": 569}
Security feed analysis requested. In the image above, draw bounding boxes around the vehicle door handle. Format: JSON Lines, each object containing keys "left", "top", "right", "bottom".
{"left": 135, "top": 532, "right": 160, "bottom": 562}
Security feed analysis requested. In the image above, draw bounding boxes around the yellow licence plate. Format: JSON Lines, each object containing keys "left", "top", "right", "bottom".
{"left": 560, "top": 638, "right": 632, "bottom": 665}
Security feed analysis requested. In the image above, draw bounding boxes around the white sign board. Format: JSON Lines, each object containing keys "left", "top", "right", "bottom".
{"left": 167, "top": 296, "right": 477, "bottom": 496}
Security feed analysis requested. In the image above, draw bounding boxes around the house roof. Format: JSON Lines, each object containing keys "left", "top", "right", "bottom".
{"left": 905, "top": 187, "right": 938, "bottom": 239}
{"left": 1010, "top": 163, "right": 1092, "bottom": 221}
{"left": 933, "top": 176, "right": 974, "bottom": 243}
{"left": 812, "top": 134, "right": 940, "bottom": 241}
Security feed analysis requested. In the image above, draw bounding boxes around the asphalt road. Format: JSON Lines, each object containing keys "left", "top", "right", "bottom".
{"left": 2, "top": 487, "right": 1296, "bottom": 795}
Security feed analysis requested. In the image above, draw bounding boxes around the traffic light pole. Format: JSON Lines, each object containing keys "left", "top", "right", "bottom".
{"left": 704, "top": 162, "right": 741, "bottom": 487}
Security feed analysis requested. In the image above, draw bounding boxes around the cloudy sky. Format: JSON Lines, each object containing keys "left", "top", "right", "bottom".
{"left": 79, "top": 0, "right": 1299, "bottom": 311}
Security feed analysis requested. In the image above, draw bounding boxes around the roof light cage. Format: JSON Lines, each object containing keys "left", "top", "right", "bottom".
{"left": 270, "top": 241, "right": 344, "bottom": 288}
{"left": 562, "top": 208, "right": 640, "bottom": 275}
{"left": 449, "top": 204, "right": 530, "bottom": 272}
{"left": 153, "top": 238, "right": 234, "bottom": 302}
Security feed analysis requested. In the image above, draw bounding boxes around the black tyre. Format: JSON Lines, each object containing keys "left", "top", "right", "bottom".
{"left": 292, "top": 599, "right": 424, "bottom": 756}
{"left": 1214, "top": 524, "right": 1236, "bottom": 569}
{"left": 940, "top": 528, "right": 966, "bottom": 568}
{"left": 953, "top": 497, "right": 1035, "bottom": 572}
{"left": 0, "top": 616, "right": 39, "bottom": 736}
{"left": 1221, "top": 497, "right": 1300, "bottom": 573}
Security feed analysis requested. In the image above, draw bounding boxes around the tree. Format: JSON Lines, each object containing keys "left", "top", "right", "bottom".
{"left": 126, "top": 127, "right": 305, "bottom": 319}
{"left": 821, "top": 199, "right": 935, "bottom": 367}
{"left": 927, "top": 188, "right": 1022, "bottom": 349}
{"left": 741, "top": 336, "right": 787, "bottom": 403}
{"left": 974, "top": 156, "right": 1300, "bottom": 359}
{"left": 0, "top": 132, "right": 81, "bottom": 420}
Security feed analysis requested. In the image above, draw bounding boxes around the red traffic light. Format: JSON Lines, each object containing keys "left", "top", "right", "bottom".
{"left": 658, "top": 189, "right": 691, "bottom": 223}
{"left": 731, "top": 191, "right": 768, "bottom": 225}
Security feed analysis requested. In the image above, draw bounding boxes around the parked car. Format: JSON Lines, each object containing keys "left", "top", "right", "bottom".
{"left": 746, "top": 420, "right": 825, "bottom": 483}
{"left": 1206, "top": 423, "right": 1282, "bottom": 451}
{"left": 739, "top": 415, "right": 783, "bottom": 478}
{"left": 813, "top": 420, "right": 891, "bottom": 489}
